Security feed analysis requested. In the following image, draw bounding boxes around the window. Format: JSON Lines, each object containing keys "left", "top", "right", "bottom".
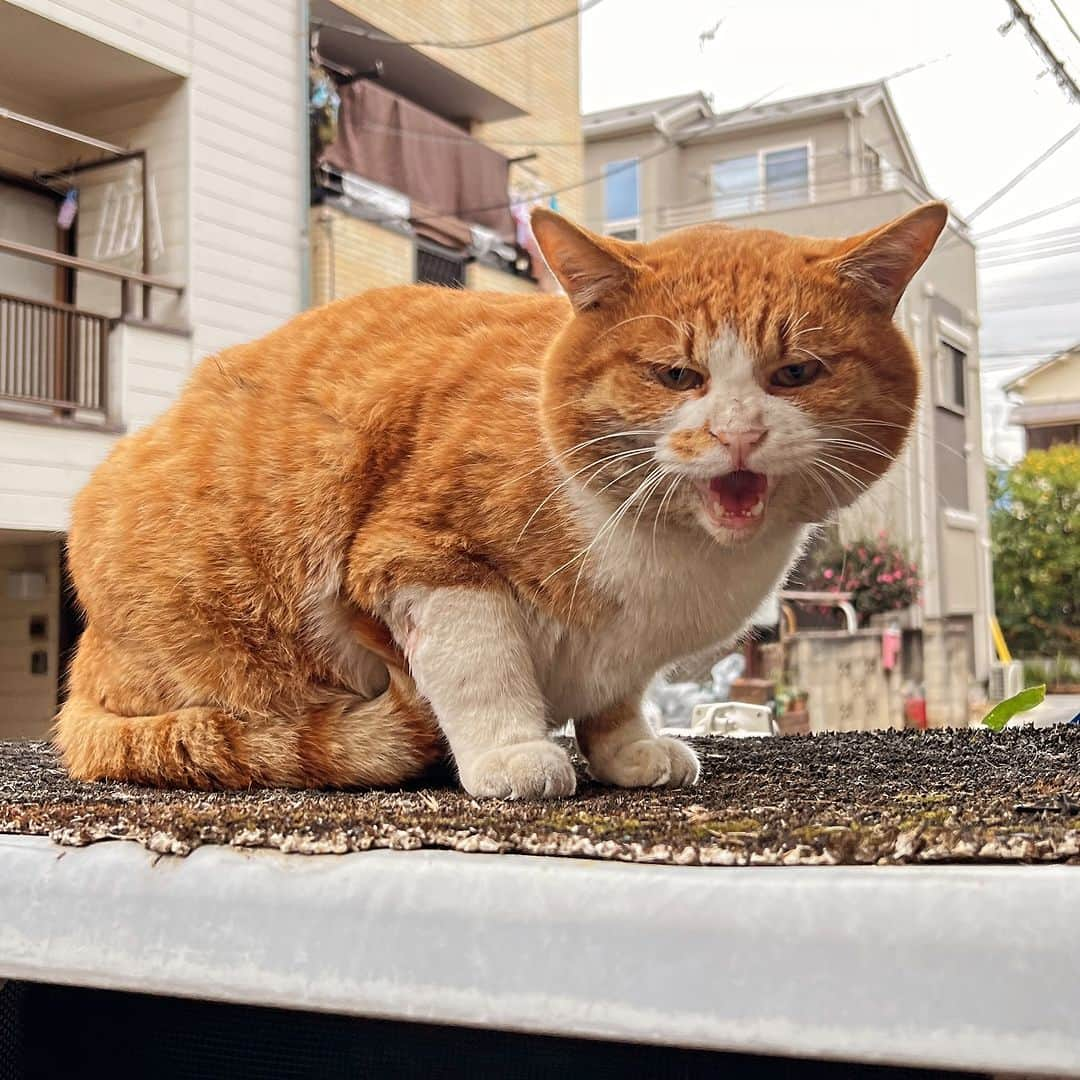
{"left": 603, "top": 158, "right": 639, "bottom": 225}
{"left": 711, "top": 144, "right": 811, "bottom": 218}
{"left": 940, "top": 341, "right": 967, "bottom": 413}
{"left": 711, "top": 154, "right": 760, "bottom": 216}
{"left": 763, "top": 145, "right": 810, "bottom": 207}
{"left": 935, "top": 338, "right": 970, "bottom": 510}
{"left": 415, "top": 243, "right": 465, "bottom": 288}
{"left": 862, "top": 144, "right": 883, "bottom": 193}
{"left": 1026, "top": 423, "right": 1080, "bottom": 451}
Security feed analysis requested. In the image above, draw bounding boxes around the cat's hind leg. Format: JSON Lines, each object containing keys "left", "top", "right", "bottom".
{"left": 54, "top": 627, "right": 442, "bottom": 789}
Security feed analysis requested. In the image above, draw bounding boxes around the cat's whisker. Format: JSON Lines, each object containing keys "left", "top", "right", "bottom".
{"left": 512, "top": 429, "right": 663, "bottom": 483}
{"left": 811, "top": 455, "right": 875, "bottom": 501}
{"left": 515, "top": 446, "right": 657, "bottom": 546}
{"left": 589, "top": 466, "right": 670, "bottom": 595}
{"left": 803, "top": 462, "right": 847, "bottom": 523}
{"left": 651, "top": 474, "right": 684, "bottom": 560}
{"left": 627, "top": 467, "right": 673, "bottom": 569}
{"left": 541, "top": 466, "right": 665, "bottom": 590}
{"left": 827, "top": 418, "right": 973, "bottom": 464}
{"left": 594, "top": 455, "right": 661, "bottom": 496}
{"left": 548, "top": 464, "right": 668, "bottom": 614}
{"left": 790, "top": 345, "right": 833, "bottom": 373}
{"left": 811, "top": 436, "right": 898, "bottom": 463}
{"left": 599, "top": 313, "right": 688, "bottom": 341}
{"left": 785, "top": 310, "right": 811, "bottom": 337}
{"left": 815, "top": 449, "right": 955, "bottom": 513}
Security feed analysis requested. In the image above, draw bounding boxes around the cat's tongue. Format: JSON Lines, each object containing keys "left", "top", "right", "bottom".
{"left": 709, "top": 470, "right": 767, "bottom": 516}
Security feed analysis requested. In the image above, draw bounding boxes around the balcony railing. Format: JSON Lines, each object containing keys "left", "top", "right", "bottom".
{"left": 0, "top": 238, "right": 183, "bottom": 422}
{"left": 658, "top": 164, "right": 936, "bottom": 233}
{"left": 0, "top": 293, "right": 109, "bottom": 416}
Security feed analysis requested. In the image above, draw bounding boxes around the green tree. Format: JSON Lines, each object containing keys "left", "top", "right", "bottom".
{"left": 989, "top": 443, "right": 1080, "bottom": 655}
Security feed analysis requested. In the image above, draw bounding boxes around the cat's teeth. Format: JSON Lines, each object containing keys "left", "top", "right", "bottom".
{"left": 748, "top": 499, "right": 765, "bottom": 517}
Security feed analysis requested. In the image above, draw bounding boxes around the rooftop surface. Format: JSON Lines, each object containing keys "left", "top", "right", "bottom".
{"left": 3, "top": 729, "right": 1080, "bottom": 1074}
{"left": 2, "top": 727, "right": 1079, "bottom": 864}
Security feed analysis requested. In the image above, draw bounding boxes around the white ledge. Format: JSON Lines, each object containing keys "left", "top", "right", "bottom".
{"left": 1, "top": 835, "right": 1079, "bottom": 1074}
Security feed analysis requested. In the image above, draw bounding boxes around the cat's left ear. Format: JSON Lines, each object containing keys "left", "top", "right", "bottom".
{"left": 832, "top": 201, "right": 948, "bottom": 313}
{"left": 530, "top": 208, "right": 643, "bottom": 312}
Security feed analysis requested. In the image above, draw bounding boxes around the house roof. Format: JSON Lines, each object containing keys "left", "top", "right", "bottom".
{"left": 1003, "top": 342, "right": 1080, "bottom": 393}
{"left": 582, "top": 90, "right": 714, "bottom": 140}
{"left": 584, "top": 80, "right": 928, "bottom": 189}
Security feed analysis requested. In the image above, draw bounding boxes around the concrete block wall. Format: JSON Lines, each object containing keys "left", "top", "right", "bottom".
{"left": 923, "top": 620, "right": 972, "bottom": 728}
{"left": 788, "top": 630, "right": 905, "bottom": 732}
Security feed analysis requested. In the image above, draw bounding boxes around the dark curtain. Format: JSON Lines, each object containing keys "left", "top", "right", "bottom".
{"left": 321, "top": 80, "right": 514, "bottom": 245}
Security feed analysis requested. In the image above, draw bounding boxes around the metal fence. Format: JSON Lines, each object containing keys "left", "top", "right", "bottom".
{"left": 0, "top": 292, "right": 109, "bottom": 416}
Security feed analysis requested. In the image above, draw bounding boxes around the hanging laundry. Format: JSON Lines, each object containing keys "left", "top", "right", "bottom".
{"left": 57, "top": 188, "right": 77, "bottom": 230}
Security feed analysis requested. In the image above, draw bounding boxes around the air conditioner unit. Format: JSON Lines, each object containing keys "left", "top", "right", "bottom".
{"left": 989, "top": 660, "right": 1024, "bottom": 702}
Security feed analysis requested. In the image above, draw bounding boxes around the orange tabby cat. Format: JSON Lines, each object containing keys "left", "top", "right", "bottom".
{"left": 56, "top": 203, "right": 946, "bottom": 797}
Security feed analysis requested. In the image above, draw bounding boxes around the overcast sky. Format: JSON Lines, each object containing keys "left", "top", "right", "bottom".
{"left": 580, "top": 0, "right": 1080, "bottom": 461}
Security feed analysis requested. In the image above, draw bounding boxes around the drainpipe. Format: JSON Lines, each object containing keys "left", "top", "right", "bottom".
{"left": 298, "top": 0, "right": 312, "bottom": 311}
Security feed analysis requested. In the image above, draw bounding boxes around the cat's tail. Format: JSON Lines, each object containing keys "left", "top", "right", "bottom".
{"left": 54, "top": 683, "right": 443, "bottom": 790}
{"left": 53, "top": 623, "right": 442, "bottom": 790}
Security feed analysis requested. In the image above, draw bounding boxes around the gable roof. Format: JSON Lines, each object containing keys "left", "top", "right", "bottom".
{"left": 583, "top": 80, "right": 927, "bottom": 188}
{"left": 582, "top": 91, "right": 714, "bottom": 140}
{"left": 1003, "top": 342, "right": 1080, "bottom": 393}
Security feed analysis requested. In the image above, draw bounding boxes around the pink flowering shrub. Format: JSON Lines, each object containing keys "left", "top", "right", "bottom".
{"left": 807, "top": 532, "right": 921, "bottom": 620}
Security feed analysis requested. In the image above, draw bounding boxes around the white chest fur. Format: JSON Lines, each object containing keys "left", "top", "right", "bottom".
{"left": 531, "top": 520, "right": 805, "bottom": 722}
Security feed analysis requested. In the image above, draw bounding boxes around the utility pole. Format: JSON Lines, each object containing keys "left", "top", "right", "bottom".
{"left": 1003, "top": 0, "right": 1080, "bottom": 104}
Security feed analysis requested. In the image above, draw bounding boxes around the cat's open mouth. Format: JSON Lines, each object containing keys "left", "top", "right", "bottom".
{"left": 698, "top": 470, "right": 768, "bottom": 533}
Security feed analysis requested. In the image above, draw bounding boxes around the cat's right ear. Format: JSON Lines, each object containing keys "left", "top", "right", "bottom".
{"left": 530, "top": 209, "right": 641, "bottom": 313}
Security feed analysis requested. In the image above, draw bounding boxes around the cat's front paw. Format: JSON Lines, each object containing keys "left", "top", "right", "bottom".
{"left": 460, "top": 739, "right": 577, "bottom": 800}
{"left": 588, "top": 736, "right": 700, "bottom": 789}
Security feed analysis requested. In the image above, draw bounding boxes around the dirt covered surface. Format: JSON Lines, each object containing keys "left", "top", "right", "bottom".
{"left": 2, "top": 728, "right": 1079, "bottom": 864}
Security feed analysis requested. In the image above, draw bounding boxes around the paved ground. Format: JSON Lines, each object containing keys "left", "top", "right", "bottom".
{"left": 1026, "top": 693, "right": 1080, "bottom": 728}
{"left": 2, "top": 727, "right": 1079, "bottom": 864}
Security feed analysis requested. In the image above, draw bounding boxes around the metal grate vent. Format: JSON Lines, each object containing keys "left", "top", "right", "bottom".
{"left": 415, "top": 244, "right": 465, "bottom": 288}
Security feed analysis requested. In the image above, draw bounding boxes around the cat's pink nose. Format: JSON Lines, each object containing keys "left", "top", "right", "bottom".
{"left": 712, "top": 427, "right": 766, "bottom": 467}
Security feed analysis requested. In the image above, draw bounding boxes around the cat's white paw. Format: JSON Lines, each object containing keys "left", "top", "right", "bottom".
{"left": 588, "top": 736, "right": 700, "bottom": 789}
{"left": 460, "top": 739, "right": 577, "bottom": 800}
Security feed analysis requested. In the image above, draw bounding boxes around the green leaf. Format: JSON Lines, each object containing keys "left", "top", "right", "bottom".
{"left": 981, "top": 685, "right": 1047, "bottom": 732}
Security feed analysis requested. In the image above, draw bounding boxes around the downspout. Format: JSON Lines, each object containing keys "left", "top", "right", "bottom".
{"left": 298, "top": 0, "right": 312, "bottom": 311}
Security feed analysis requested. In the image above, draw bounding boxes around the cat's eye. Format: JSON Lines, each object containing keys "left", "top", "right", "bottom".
{"left": 656, "top": 366, "right": 704, "bottom": 392}
{"left": 770, "top": 359, "right": 823, "bottom": 389}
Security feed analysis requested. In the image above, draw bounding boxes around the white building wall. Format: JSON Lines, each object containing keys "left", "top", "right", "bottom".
{"left": 1, "top": 0, "right": 304, "bottom": 534}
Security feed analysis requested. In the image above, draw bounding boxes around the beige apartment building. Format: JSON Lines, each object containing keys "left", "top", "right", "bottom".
{"left": 0, "top": 0, "right": 587, "bottom": 738}
{"left": 308, "top": 0, "right": 584, "bottom": 301}
{"left": 585, "top": 83, "right": 995, "bottom": 720}
{"left": 0, "top": 0, "right": 305, "bottom": 736}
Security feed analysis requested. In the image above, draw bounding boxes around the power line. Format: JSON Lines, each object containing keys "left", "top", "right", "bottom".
{"left": 980, "top": 221, "right": 1080, "bottom": 251}
{"left": 979, "top": 239, "right": 1080, "bottom": 265}
{"left": 981, "top": 293, "right": 1080, "bottom": 311}
{"left": 967, "top": 121, "right": 1080, "bottom": 222}
{"left": 311, "top": 0, "right": 602, "bottom": 50}
{"left": 976, "top": 192, "right": 1080, "bottom": 236}
{"left": 1049, "top": 0, "right": 1080, "bottom": 49}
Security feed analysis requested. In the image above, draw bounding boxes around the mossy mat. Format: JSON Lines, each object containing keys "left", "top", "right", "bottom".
{"left": 2, "top": 728, "right": 1079, "bottom": 864}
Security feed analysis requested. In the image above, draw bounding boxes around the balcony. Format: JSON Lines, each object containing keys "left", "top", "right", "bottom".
{"left": 0, "top": 237, "right": 183, "bottom": 426}
{"left": 659, "top": 160, "right": 927, "bottom": 232}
